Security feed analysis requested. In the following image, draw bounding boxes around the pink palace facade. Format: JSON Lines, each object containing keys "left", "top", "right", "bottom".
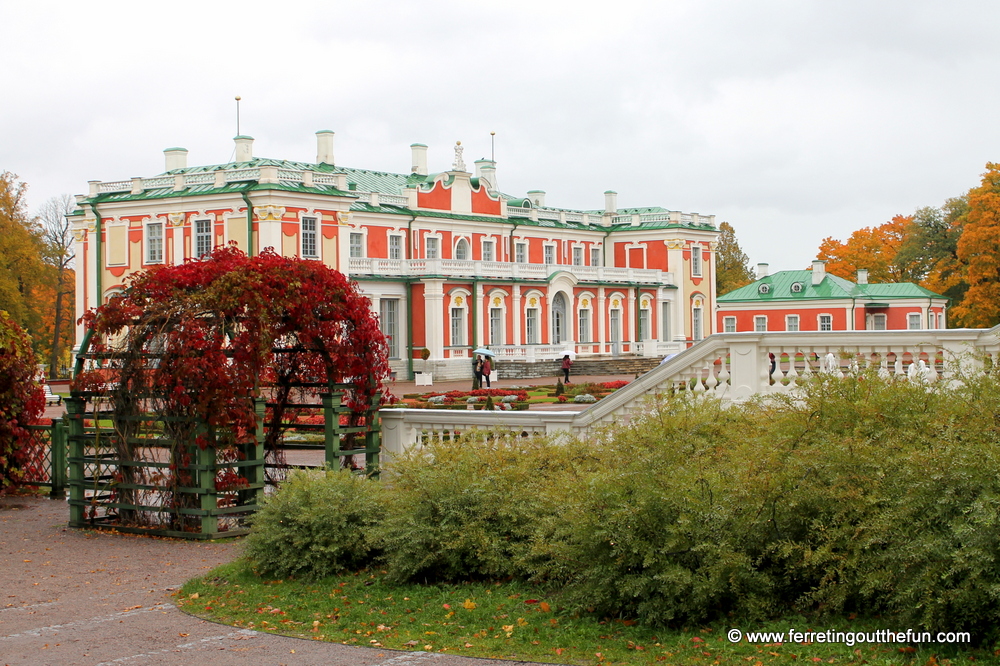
{"left": 71, "top": 131, "right": 720, "bottom": 380}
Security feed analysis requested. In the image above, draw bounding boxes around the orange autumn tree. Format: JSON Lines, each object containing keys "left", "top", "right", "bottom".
{"left": 816, "top": 215, "right": 920, "bottom": 283}
{"left": 950, "top": 163, "right": 1000, "bottom": 327}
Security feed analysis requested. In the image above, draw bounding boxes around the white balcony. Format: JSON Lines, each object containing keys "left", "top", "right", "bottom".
{"left": 347, "top": 258, "right": 674, "bottom": 285}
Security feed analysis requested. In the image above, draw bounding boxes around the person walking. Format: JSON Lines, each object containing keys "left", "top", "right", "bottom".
{"left": 561, "top": 354, "right": 573, "bottom": 383}
{"left": 482, "top": 356, "right": 492, "bottom": 388}
{"left": 473, "top": 355, "right": 483, "bottom": 389}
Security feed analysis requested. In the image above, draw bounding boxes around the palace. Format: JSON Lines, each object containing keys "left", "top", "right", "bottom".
{"left": 71, "top": 131, "right": 720, "bottom": 380}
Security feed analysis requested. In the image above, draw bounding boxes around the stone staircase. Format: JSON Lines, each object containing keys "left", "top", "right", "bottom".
{"left": 497, "top": 355, "right": 661, "bottom": 379}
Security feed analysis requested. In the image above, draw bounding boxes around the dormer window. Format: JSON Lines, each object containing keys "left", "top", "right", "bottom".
{"left": 791, "top": 282, "right": 804, "bottom": 293}
{"left": 758, "top": 283, "right": 771, "bottom": 294}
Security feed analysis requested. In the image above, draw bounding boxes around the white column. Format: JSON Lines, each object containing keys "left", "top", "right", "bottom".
{"left": 172, "top": 221, "right": 185, "bottom": 264}
{"left": 597, "top": 288, "right": 607, "bottom": 354}
{"left": 626, "top": 290, "right": 636, "bottom": 354}
{"left": 475, "top": 282, "right": 486, "bottom": 346}
{"left": 74, "top": 229, "right": 89, "bottom": 351}
{"left": 707, "top": 241, "right": 718, "bottom": 334}
{"left": 424, "top": 280, "right": 445, "bottom": 360}
{"left": 512, "top": 285, "right": 522, "bottom": 346}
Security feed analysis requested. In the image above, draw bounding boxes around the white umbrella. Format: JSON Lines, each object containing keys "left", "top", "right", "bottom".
{"left": 559, "top": 349, "right": 577, "bottom": 359}
{"left": 472, "top": 348, "right": 496, "bottom": 356}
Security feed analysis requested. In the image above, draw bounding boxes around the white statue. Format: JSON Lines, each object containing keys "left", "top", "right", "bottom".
{"left": 453, "top": 141, "right": 466, "bottom": 172}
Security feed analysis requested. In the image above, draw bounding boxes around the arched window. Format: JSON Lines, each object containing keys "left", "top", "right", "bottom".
{"left": 552, "top": 292, "right": 568, "bottom": 345}
{"left": 455, "top": 238, "right": 469, "bottom": 260}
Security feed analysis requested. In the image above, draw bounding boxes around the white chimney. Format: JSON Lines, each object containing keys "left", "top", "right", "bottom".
{"left": 756, "top": 263, "right": 769, "bottom": 279}
{"left": 164, "top": 147, "right": 188, "bottom": 171}
{"left": 234, "top": 135, "right": 254, "bottom": 162}
{"left": 316, "top": 130, "right": 335, "bottom": 164}
{"left": 811, "top": 259, "right": 827, "bottom": 285}
{"left": 479, "top": 160, "right": 497, "bottom": 191}
{"left": 604, "top": 190, "right": 618, "bottom": 214}
{"left": 528, "top": 190, "right": 546, "bottom": 207}
{"left": 856, "top": 268, "right": 869, "bottom": 285}
{"left": 411, "top": 143, "right": 428, "bottom": 175}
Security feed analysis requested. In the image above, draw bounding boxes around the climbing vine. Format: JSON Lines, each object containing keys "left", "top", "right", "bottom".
{"left": 0, "top": 310, "right": 44, "bottom": 493}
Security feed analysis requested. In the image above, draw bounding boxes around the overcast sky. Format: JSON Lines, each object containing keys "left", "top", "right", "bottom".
{"left": 4, "top": 0, "right": 998, "bottom": 272}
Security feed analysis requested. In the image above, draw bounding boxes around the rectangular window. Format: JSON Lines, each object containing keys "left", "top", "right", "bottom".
{"left": 638, "top": 309, "right": 649, "bottom": 341}
{"left": 573, "top": 247, "right": 583, "bottom": 266}
{"left": 820, "top": 314, "right": 833, "bottom": 331}
{"left": 661, "top": 302, "right": 671, "bottom": 340}
{"left": 872, "top": 313, "right": 887, "bottom": 330}
{"left": 938, "top": 312, "right": 945, "bottom": 329}
{"left": 578, "top": 309, "right": 590, "bottom": 343}
{"left": 425, "top": 236, "right": 439, "bottom": 259}
{"left": 591, "top": 247, "right": 601, "bottom": 267}
{"left": 195, "top": 219, "right": 212, "bottom": 258}
{"left": 450, "top": 307, "right": 465, "bottom": 347}
{"left": 146, "top": 222, "right": 163, "bottom": 263}
{"left": 754, "top": 315, "right": 767, "bottom": 332}
{"left": 515, "top": 242, "right": 527, "bottom": 264}
{"left": 380, "top": 299, "right": 399, "bottom": 359}
{"left": 482, "top": 240, "right": 495, "bottom": 262}
{"left": 388, "top": 235, "right": 402, "bottom": 260}
{"left": 724, "top": 316, "right": 737, "bottom": 333}
{"left": 928, "top": 311, "right": 934, "bottom": 329}
{"left": 489, "top": 307, "right": 504, "bottom": 345}
{"left": 908, "top": 313, "right": 921, "bottom": 330}
{"left": 526, "top": 309, "right": 538, "bottom": 344}
{"left": 544, "top": 245, "right": 555, "bottom": 265}
{"left": 301, "top": 217, "right": 318, "bottom": 258}
{"left": 691, "top": 245, "right": 702, "bottom": 277}
{"left": 786, "top": 315, "right": 800, "bottom": 332}
{"left": 692, "top": 308, "right": 702, "bottom": 341}
{"left": 349, "top": 232, "right": 363, "bottom": 258}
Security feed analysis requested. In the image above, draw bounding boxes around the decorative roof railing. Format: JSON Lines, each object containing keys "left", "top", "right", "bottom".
{"left": 347, "top": 257, "right": 674, "bottom": 285}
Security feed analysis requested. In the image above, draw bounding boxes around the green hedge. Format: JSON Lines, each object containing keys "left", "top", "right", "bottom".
{"left": 244, "top": 370, "right": 1000, "bottom": 639}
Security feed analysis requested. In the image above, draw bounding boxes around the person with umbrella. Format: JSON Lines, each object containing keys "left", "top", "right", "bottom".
{"left": 561, "top": 352, "right": 573, "bottom": 383}
{"left": 472, "top": 348, "right": 494, "bottom": 389}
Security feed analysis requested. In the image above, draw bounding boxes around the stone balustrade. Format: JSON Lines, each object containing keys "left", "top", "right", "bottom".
{"left": 379, "top": 327, "right": 1000, "bottom": 461}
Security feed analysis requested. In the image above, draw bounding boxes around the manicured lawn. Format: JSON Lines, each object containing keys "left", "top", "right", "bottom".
{"left": 179, "top": 561, "right": 995, "bottom": 665}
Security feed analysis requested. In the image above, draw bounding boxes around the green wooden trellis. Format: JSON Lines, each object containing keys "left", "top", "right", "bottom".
{"left": 63, "top": 333, "right": 383, "bottom": 539}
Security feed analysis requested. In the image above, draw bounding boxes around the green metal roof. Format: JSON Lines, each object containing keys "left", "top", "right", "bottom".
{"left": 718, "top": 270, "right": 946, "bottom": 303}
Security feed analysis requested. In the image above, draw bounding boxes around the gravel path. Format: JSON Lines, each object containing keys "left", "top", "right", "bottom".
{"left": 1, "top": 496, "right": 531, "bottom": 666}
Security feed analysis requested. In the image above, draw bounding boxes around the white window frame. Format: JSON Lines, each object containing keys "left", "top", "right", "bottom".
{"left": 691, "top": 307, "right": 703, "bottom": 341}
{"left": 515, "top": 242, "right": 527, "bottom": 264}
{"left": 450, "top": 306, "right": 466, "bottom": 347}
{"left": 454, "top": 237, "right": 470, "bottom": 260}
{"left": 194, "top": 218, "right": 213, "bottom": 259}
{"left": 572, "top": 246, "right": 583, "bottom": 266}
{"left": 724, "top": 316, "right": 737, "bottom": 333}
{"left": 661, "top": 302, "right": 672, "bottom": 340}
{"left": 425, "top": 235, "right": 440, "bottom": 259}
{"left": 379, "top": 298, "right": 400, "bottom": 359}
{"left": 691, "top": 244, "right": 702, "bottom": 277}
{"left": 908, "top": 313, "right": 921, "bottom": 330}
{"left": 578, "top": 307, "right": 591, "bottom": 343}
{"left": 544, "top": 244, "right": 555, "bottom": 265}
{"left": 819, "top": 314, "right": 833, "bottom": 331}
{"left": 871, "top": 313, "right": 887, "bottom": 331}
{"left": 785, "top": 314, "right": 800, "bottom": 332}
{"left": 590, "top": 247, "right": 601, "bottom": 267}
{"left": 489, "top": 306, "right": 504, "bottom": 345}
{"left": 482, "top": 238, "right": 495, "bottom": 262}
{"left": 145, "top": 220, "right": 164, "bottom": 264}
{"left": 754, "top": 315, "right": 767, "bottom": 332}
{"left": 388, "top": 234, "right": 403, "bottom": 260}
{"left": 638, "top": 308, "right": 650, "bottom": 341}
{"left": 349, "top": 231, "right": 364, "bottom": 258}
{"left": 526, "top": 308, "right": 539, "bottom": 344}
{"left": 301, "top": 216, "right": 319, "bottom": 258}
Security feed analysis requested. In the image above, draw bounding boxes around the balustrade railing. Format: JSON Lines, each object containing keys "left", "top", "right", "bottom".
{"left": 346, "top": 258, "right": 673, "bottom": 285}
{"left": 380, "top": 327, "right": 1000, "bottom": 459}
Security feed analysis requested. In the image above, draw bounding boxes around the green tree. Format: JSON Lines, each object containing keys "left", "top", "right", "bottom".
{"left": 715, "top": 221, "right": 754, "bottom": 295}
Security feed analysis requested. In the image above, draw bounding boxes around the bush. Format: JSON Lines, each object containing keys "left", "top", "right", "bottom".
{"left": 375, "top": 433, "right": 595, "bottom": 583}
{"left": 243, "top": 468, "right": 385, "bottom": 580}
{"left": 0, "top": 311, "right": 44, "bottom": 493}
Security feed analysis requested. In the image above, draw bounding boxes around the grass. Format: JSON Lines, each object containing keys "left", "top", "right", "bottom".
{"left": 178, "top": 560, "right": 999, "bottom": 665}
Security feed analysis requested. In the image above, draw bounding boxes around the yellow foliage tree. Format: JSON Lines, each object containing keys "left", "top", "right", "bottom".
{"left": 950, "top": 163, "right": 1000, "bottom": 327}
{"left": 816, "top": 215, "right": 918, "bottom": 283}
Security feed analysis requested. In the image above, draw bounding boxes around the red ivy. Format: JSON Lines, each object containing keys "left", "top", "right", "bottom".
{"left": 0, "top": 312, "right": 44, "bottom": 493}
{"left": 74, "top": 246, "right": 390, "bottom": 450}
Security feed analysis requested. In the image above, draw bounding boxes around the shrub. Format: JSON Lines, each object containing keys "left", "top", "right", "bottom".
{"left": 244, "top": 468, "right": 385, "bottom": 580}
{"left": 573, "top": 394, "right": 596, "bottom": 403}
{"left": 0, "top": 311, "right": 44, "bottom": 493}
